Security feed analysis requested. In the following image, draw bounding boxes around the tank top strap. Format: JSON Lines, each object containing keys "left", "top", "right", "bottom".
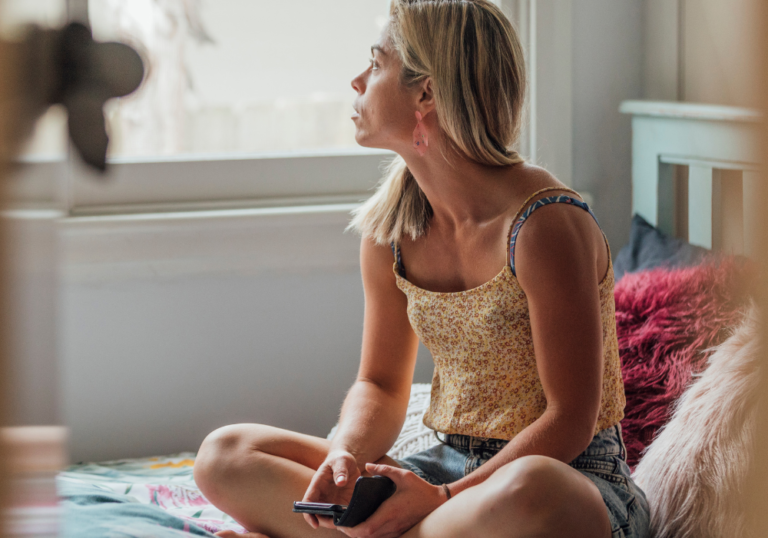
{"left": 505, "top": 187, "right": 580, "bottom": 265}
{"left": 391, "top": 241, "right": 406, "bottom": 278}
{"left": 510, "top": 187, "right": 582, "bottom": 224}
{"left": 507, "top": 188, "right": 603, "bottom": 276}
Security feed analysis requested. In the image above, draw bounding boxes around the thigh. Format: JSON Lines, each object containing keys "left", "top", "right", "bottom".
{"left": 199, "top": 423, "right": 400, "bottom": 470}
{"left": 195, "top": 424, "right": 399, "bottom": 538}
{"left": 231, "top": 423, "right": 333, "bottom": 468}
{"left": 402, "top": 455, "right": 612, "bottom": 538}
{"left": 195, "top": 425, "right": 333, "bottom": 536}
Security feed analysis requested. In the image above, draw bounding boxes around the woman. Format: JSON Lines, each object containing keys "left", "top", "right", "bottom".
{"left": 194, "top": 1, "right": 650, "bottom": 537}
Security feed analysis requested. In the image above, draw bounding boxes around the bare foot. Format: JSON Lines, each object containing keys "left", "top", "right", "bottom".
{"left": 214, "top": 530, "right": 271, "bottom": 538}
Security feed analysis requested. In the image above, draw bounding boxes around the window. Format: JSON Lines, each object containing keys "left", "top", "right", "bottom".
{"left": 34, "top": 0, "right": 394, "bottom": 215}
{"left": 12, "top": 0, "right": 532, "bottom": 216}
{"left": 89, "top": 0, "right": 389, "bottom": 158}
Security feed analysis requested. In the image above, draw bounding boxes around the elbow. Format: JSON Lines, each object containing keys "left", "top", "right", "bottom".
{"left": 548, "top": 405, "right": 600, "bottom": 456}
{"left": 355, "top": 376, "right": 411, "bottom": 401}
{"left": 577, "top": 418, "right": 599, "bottom": 454}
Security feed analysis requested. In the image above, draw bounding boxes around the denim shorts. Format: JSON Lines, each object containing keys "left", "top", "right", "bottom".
{"left": 395, "top": 424, "right": 650, "bottom": 538}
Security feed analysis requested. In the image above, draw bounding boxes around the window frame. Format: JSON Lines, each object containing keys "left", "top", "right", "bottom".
{"left": 66, "top": 148, "right": 392, "bottom": 216}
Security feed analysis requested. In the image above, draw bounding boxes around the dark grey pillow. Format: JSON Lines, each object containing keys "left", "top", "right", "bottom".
{"left": 613, "top": 214, "right": 709, "bottom": 282}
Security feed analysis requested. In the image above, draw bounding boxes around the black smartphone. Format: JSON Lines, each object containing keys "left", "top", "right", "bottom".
{"left": 292, "top": 501, "right": 347, "bottom": 518}
{"left": 292, "top": 476, "right": 396, "bottom": 527}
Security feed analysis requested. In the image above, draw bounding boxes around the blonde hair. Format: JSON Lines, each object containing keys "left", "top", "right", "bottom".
{"left": 349, "top": 0, "right": 527, "bottom": 245}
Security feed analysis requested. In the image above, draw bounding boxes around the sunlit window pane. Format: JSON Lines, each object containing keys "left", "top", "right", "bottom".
{"left": 89, "top": 0, "right": 388, "bottom": 158}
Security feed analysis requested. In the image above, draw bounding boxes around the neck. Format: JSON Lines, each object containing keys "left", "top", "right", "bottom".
{"left": 401, "top": 143, "right": 520, "bottom": 229}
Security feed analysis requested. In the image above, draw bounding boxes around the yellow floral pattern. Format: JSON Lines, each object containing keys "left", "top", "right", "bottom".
{"left": 394, "top": 261, "right": 625, "bottom": 440}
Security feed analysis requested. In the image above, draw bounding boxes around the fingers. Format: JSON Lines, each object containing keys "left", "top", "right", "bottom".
{"left": 302, "top": 513, "right": 319, "bottom": 529}
{"left": 314, "top": 515, "right": 337, "bottom": 530}
{"left": 364, "top": 462, "right": 404, "bottom": 483}
{"left": 331, "top": 452, "right": 358, "bottom": 487}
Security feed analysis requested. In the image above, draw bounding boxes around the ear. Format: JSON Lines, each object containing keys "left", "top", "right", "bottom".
{"left": 417, "top": 77, "right": 436, "bottom": 116}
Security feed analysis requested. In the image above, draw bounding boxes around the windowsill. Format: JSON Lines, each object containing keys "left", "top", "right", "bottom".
{"left": 62, "top": 201, "right": 359, "bottom": 225}
{"left": 13, "top": 148, "right": 391, "bottom": 217}
{"left": 18, "top": 146, "right": 392, "bottom": 166}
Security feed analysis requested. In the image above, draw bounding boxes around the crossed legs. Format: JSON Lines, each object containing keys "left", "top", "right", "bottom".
{"left": 194, "top": 424, "right": 612, "bottom": 538}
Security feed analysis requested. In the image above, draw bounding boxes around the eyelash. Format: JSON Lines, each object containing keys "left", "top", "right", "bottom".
{"left": 369, "top": 58, "right": 379, "bottom": 70}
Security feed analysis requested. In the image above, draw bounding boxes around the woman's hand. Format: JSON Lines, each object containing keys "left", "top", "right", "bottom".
{"left": 337, "top": 463, "right": 448, "bottom": 538}
{"left": 302, "top": 450, "right": 361, "bottom": 529}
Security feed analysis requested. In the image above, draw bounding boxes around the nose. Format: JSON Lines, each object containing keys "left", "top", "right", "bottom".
{"left": 351, "top": 70, "right": 366, "bottom": 95}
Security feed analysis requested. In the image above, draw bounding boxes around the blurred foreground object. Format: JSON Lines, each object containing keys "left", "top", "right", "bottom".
{"left": 0, "top": 22, "right": 144, "bottom": 171}
{"left": 744, "top": 1, "right": 768, "bottom": 536}
{"left": 0, "top": 18, "right": 144, "bottom": 538}
{"left": 2, "top": 427, "right": 67, "bottom": 538}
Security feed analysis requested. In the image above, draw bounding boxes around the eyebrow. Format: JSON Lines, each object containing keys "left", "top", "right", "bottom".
{"left": 371, "top": 45, "right": 386, "bottom": 55}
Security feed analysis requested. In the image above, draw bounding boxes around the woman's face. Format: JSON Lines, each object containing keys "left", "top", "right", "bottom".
{"left": 351, "top": 28, "right": 422, "bottom": 153}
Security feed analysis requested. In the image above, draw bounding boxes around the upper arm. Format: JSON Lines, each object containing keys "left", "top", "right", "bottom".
{"left": 357, "top": 238, "right": 420, "bottom": 398}
{"left": 514, "top": 205, "right": 608, "bottom": 438}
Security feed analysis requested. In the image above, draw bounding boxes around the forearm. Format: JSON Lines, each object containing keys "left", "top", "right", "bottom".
{"left": 447, "top": 408, "right": 595, "bottom": 496}
{"left": 330, "top": 379, "right": 409, "bottom": 467}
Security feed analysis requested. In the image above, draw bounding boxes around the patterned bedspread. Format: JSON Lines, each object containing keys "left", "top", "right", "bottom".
{"left": 56, "top": 385, "right": 436, "bottom": 537}
{"left": 58, "top": 453, "right": 247, "bottom": 537}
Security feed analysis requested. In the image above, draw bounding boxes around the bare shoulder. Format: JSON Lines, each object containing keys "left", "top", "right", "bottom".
{"left": 508, "top": 162, "right": 568, "bottom": 194}
{"left": 510, "top": 167, "right": 608, "bottom": 287}
{"left": 360, "top": 237, "right": 399, "bottom": 290}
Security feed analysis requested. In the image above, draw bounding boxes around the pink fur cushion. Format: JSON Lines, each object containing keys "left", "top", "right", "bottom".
{"left": 615, "top": 259, "right": 756, "bottom": 467}
{"left": 632, "top": 304, "right": 760, "bottom": 538}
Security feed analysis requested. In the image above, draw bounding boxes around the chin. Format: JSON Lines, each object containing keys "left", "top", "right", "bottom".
{"left": 354, "top": 131, "right": 376, "bottom": 149}
{"left": 355, "top": 132, "right": 394, "bottom": 153}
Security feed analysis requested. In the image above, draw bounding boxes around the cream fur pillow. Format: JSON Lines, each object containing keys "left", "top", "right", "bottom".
{"left": 633, "top": 304, "right": 760, "bottom": 538}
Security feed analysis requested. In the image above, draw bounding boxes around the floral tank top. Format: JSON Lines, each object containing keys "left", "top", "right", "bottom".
{"left": 393, "top": 187, "right": 626, "bottom": 440}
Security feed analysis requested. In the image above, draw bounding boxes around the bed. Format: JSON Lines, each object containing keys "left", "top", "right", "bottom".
{"left": 55, "top": 100, "right": 763, "bottom": 537}
{"left": 618, "top": 100, "right": 762, "bottom": 255}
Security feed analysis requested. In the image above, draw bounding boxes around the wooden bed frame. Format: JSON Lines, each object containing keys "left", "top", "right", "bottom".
{"left": 620, "top": 100, "right": 763, "bottom": 256}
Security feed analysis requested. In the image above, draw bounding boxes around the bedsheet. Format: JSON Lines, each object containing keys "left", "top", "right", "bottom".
{"left": 58, "top": 453, "right": 247, "bottom": 537}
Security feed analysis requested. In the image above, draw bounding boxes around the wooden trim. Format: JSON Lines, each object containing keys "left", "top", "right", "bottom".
{"left": 660, "top": 155, "right": 761, "bottom": 172}
{"left": 619, "top": 100, "right": 762, "bottom": 122}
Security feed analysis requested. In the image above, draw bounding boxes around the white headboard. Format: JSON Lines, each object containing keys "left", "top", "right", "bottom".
{"left": 620, "top": 100, "right": 763, "bottom": 257}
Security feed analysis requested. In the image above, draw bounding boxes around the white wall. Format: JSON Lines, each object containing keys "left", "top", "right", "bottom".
{"left": 643, "top": 0, "right": 762, "bottom": 107}
{"left": 681, "top": 0, "right": 761, "bottom": 108}
{"left": 4, "top": 212, "right": 60, "bottom": 427}
{"left": 505, "top": 0, "right": 645, "bottom": 251}
{"left": 62, "top": 265, "right": 369, "bottom": 461}
{"left": 58, "top": 206, "right": 434, "bottom": 462}
{"left": 571, "top": 0, "right": 644, "bottom": 252}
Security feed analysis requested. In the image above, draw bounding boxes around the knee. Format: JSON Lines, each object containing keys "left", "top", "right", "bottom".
{"left": 479, "top": 456, "right": 568, "bottom": 532}
{"left": 194, "top": 424, "right": 271, "bottom": 499}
